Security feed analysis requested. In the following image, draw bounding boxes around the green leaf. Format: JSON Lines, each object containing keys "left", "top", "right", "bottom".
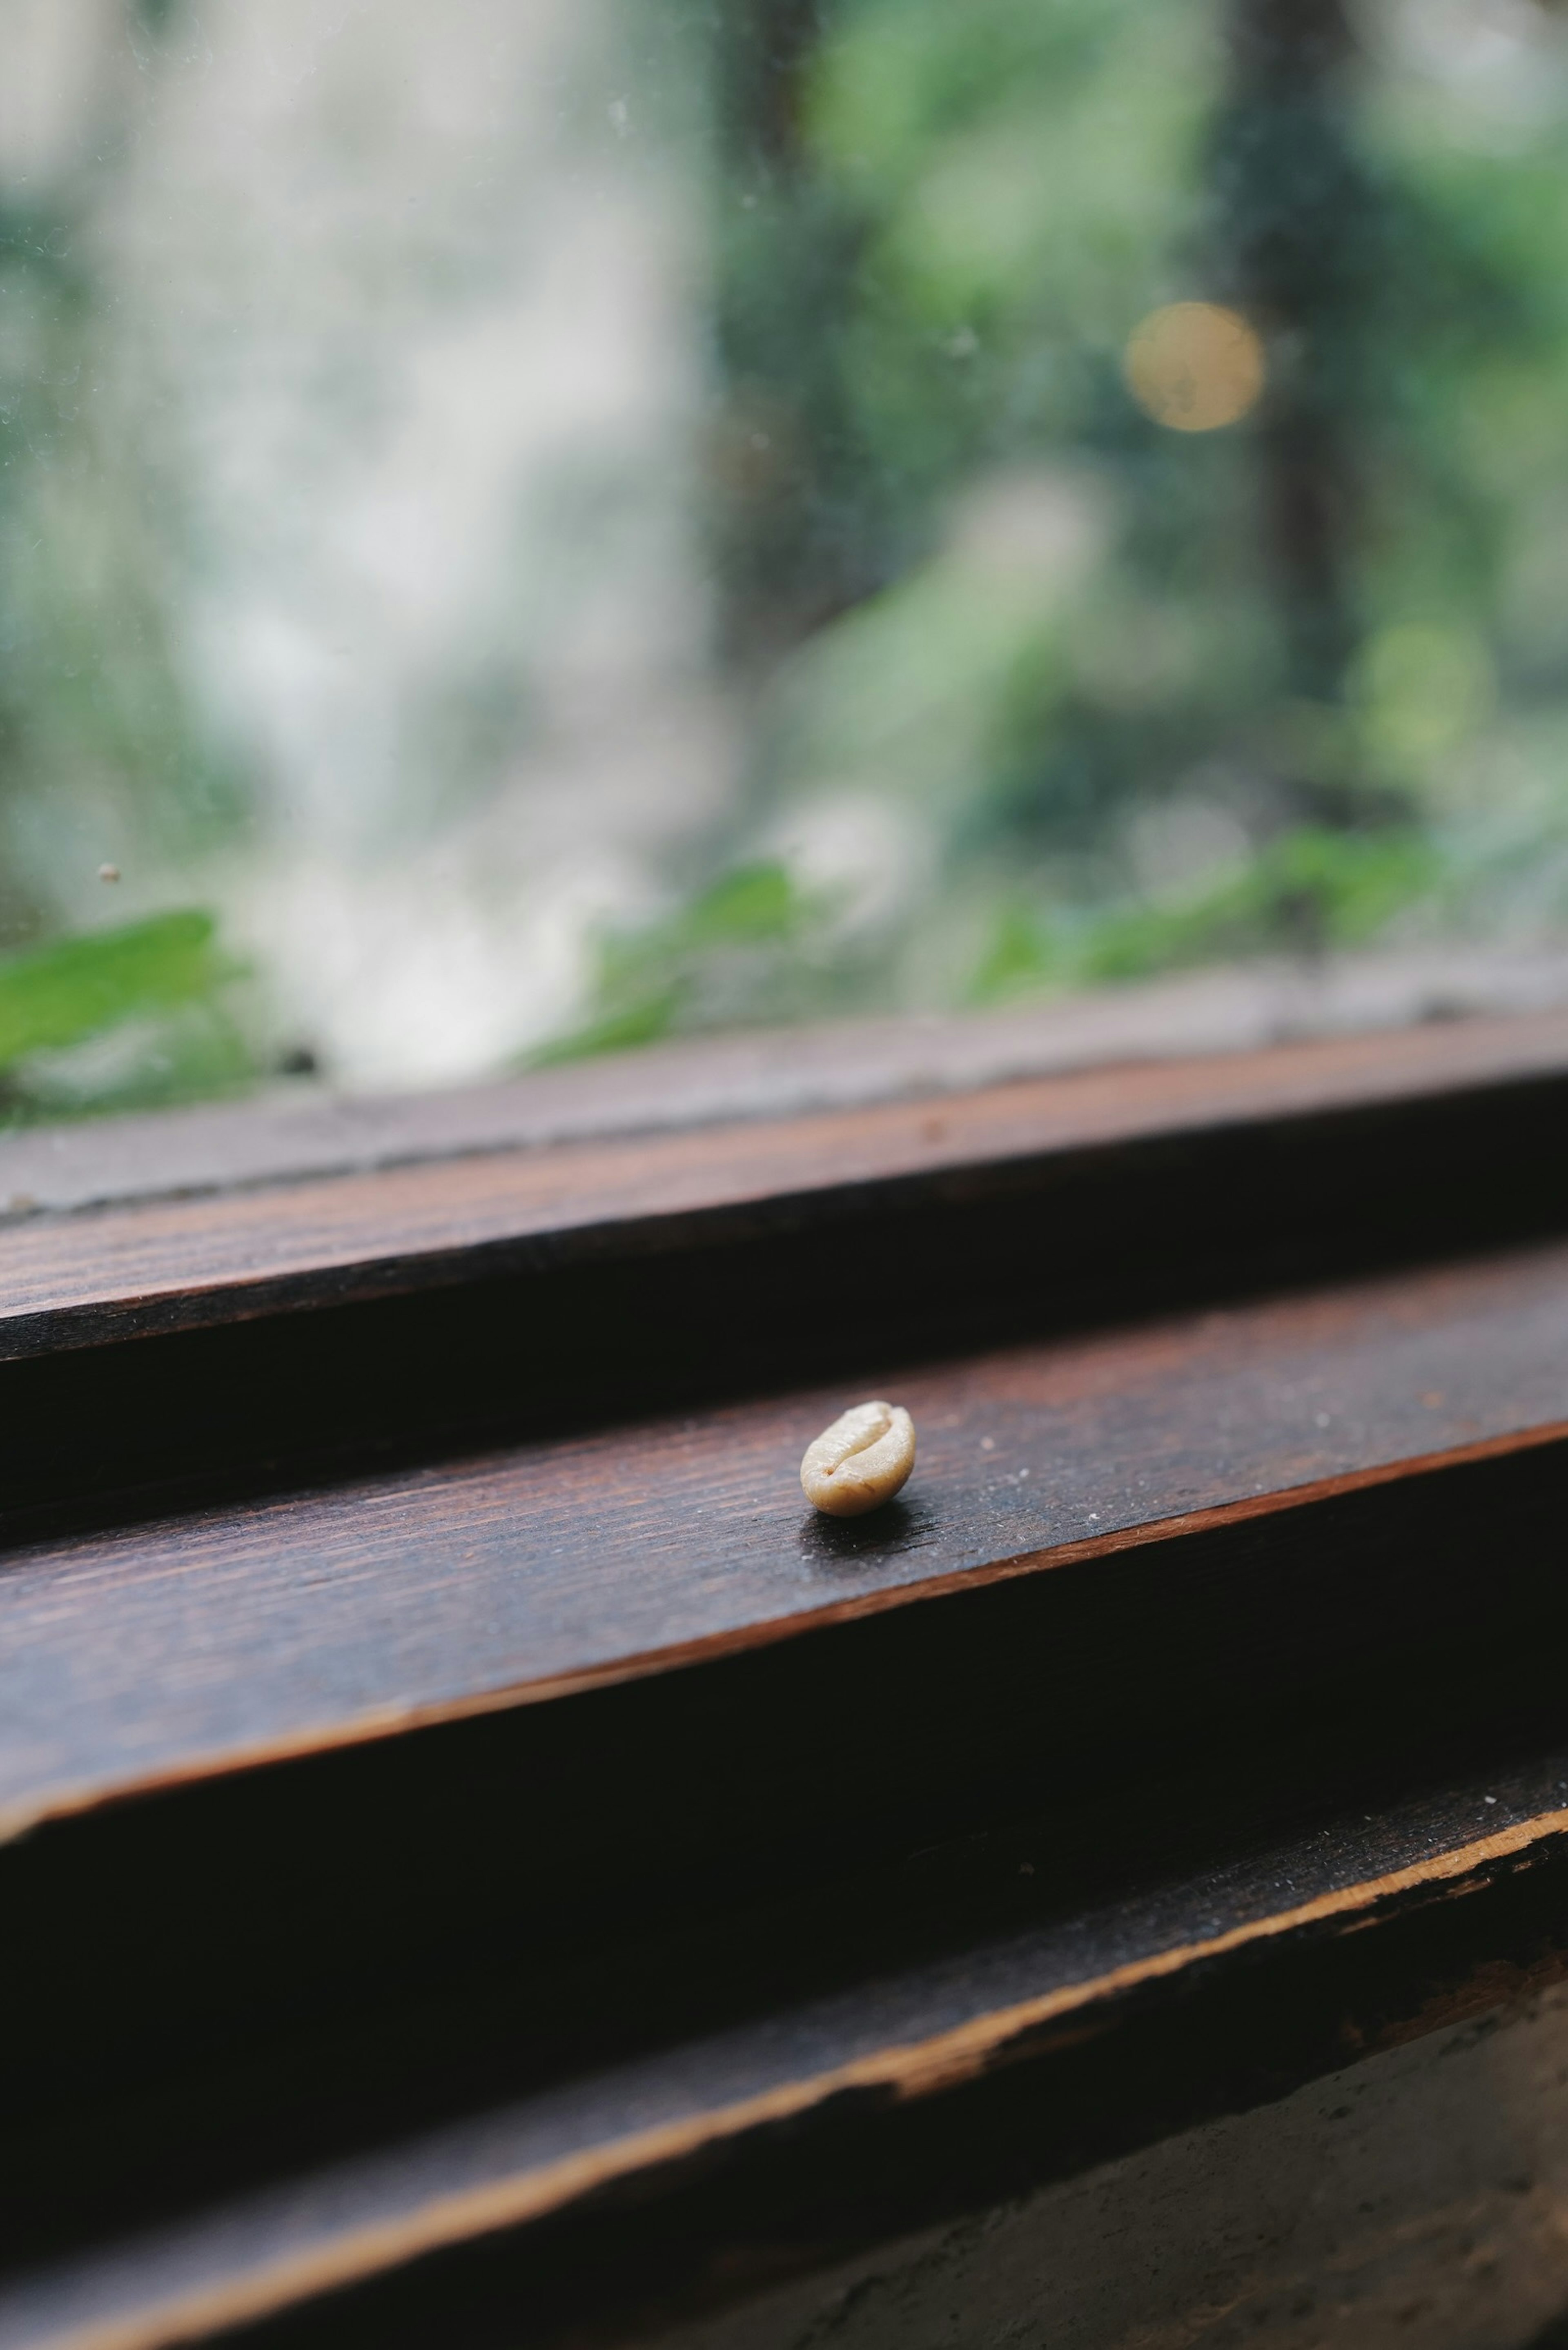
{"left": 969, "top": 901, "right": 1065, "bottom": 1000}
{"left": 524, "top": 988, "right": 681, "bottom": 1068}
{"left": 0, "top": 911, "right": 229, "bottom": 1069}
{"left": 970, "top": 827, "right": 1441, "bottom": 1001}
{"left": 671, "top": 862, "right": 801, "bottom": 948}
{"left": 524, "top": 861, "right": 819, "bottom": 1066}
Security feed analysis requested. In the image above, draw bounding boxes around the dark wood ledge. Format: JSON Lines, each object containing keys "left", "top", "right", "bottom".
{"left": 6, "top": 1235, "right": 1568, "bottom": 1835}
{"left": 3, "top": 1009, "right": 1568, "bottom": 1355}
{"left": 8, "top": 1006, "right": 1568, "bottom": 2348}
{"left": 1, "top": 1008, "right": 1567, "bottom": 1538}
{"left": 7, "top": 1746, "right": 1568, "bottom": 2350}
{"left": 5, "top": 1248, "right": 1568, "bottom": 2302}
{"left": 4, "top": 942, "right": 1566, "bottom": 1222}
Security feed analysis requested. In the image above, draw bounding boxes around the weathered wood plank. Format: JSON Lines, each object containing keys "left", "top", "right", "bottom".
{"left": 4, "top": 1239, "right": 1566, "bottom": 1833}
{"left": 7, "top": 1749, "right": 1568, "bottom": 2350}
{"left": 3, "top": 951, "right": 1565, "bottom": 1220}
{"left": 1, "top": 1012, "right": 1567, "bottom": 1354}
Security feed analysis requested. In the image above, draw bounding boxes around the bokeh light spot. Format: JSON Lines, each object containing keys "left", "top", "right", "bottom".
{"left": 1123, "top": 302, "right": 1265, "bottom": 432}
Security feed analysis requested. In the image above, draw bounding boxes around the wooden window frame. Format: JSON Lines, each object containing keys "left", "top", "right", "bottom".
{"left": 7, "top": 989, "right": 1568, "bottom": 2350}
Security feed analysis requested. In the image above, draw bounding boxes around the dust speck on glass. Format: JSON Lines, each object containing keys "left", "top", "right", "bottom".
{"left": 0, "top": 0, "right": 1563, "bottom": 1116}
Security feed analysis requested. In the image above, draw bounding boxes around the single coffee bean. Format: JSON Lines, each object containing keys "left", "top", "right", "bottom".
{"left": 800, "top": 1399, "right": 915, "bottom": 1517}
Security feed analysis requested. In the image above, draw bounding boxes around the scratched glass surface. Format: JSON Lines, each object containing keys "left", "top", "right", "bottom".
{"left": 2, "top": 0, "right": 1568, "bottom": 1119}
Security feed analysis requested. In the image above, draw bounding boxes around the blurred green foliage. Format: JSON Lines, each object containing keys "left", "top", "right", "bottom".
{"left": 11, "top": 0, "right": 1568, "bottom": 1095}
{"left": 529, "top": 862, "right": 826, "bottom": 1064}
{"left": 0, "top": 204, "right": 248, "bottom": 899}
{"left": 972, "top": 825, "right": 1441, "bottom": 999}
{"left": 0, "top": 911, "right": 252, "bottom": 1121}
{"left": 0, "top": 910, "right": 223, "bottom": 1065}
{"left": 0, "top": 129, "right": 256, "bottom": 1117}
{"left": 555, "top": 0, "right": 1568, "bottom": 1064}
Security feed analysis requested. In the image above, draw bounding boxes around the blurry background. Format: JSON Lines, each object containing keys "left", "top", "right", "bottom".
{"left": 3, "top": 0, "right": 1568, "bottom": 1117}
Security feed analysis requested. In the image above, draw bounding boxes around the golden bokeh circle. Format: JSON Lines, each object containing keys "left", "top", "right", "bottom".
{"left": 1123, "top": 302, "right": 1265, "bottom": 433}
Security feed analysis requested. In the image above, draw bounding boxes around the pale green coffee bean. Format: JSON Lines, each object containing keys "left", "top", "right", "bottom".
{"left": 800, "top": 1400, "right": 916, "bottom": 1518}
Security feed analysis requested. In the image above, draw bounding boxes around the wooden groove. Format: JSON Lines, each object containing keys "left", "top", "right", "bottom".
{"left": 7, "top": 951, "right": 1565, "bottom": 1221}
{"left": 1, "top": 1011, "right": 1567, "bottom": 1356}
{"left": 13, "top": 1414, "right": 1567, "bottom": 2314}
{"left": 12, "top": 1781, "right": 1568, "bottom": 2350}
{"left": 9, "top": 1019, "right": 1568, "bottom": 2345}
{"left": 6, "top": 1237, "right": 1568, "bottom": 1835}
{"left": 8, "top": 1406, "right": 1567, "bottom": 1849}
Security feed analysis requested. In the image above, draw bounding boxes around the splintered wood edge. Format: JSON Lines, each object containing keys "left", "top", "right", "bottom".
{"left": 7, "top": 1413, "right": 1566, "bottom": 1848}
{"left": 33, "top": 1803, "right": 1568, "bottom": 2350}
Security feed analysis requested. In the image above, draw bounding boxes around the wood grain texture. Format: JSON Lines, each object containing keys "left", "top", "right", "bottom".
{"left": 5, "top": 947, "right": 1568, "bottom": 1221}
{"left": 2, "top": 1011, "right": 1568, "bottom": 1356}
{"left": 15, "top": 1430, "right": 1568, "bottom": 2301}
{"left": 7, "top": 1749, "right": 1568, "bottom": 2350}
{"left": 4, "top": 1238, "right": 1567, "bottom": 1835}
{"left": 6, "top": 1007, "right": 1568, "bottom": 2347}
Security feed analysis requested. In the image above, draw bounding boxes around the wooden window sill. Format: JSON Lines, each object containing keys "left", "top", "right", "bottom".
{"left": 5, "top": 1233, "right": 1568, "bottom": 1837}
{"left": 6, "top": 1002, "right": 1568, "bottom": 2349}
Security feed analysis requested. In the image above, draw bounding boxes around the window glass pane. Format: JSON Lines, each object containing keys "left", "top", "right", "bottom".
{"left": 1, "top": 0, "right": 1565, "bottom": 1115}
